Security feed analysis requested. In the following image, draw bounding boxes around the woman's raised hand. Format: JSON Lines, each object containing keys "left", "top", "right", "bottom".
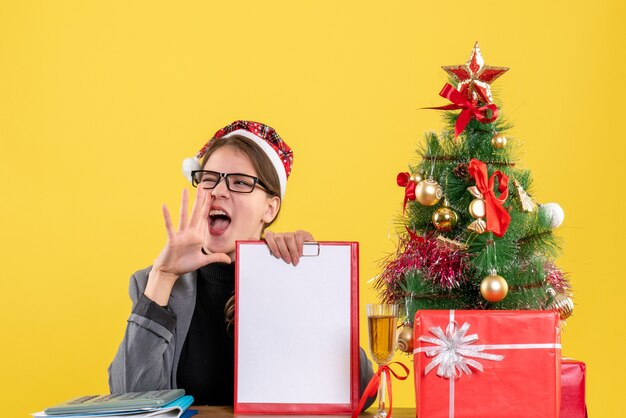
{"left": 264, "top": 230, "right": 315, "bottom": 266}
{"left": 154, "top": 188, "right": 231, "bottom": 276}
{"left": 145, "top": 188, "right": 231, "bottom": 305}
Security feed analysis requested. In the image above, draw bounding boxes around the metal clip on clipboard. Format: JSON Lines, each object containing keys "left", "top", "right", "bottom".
{"left": 302, "top": 241, "right": 321, "bottom": 257}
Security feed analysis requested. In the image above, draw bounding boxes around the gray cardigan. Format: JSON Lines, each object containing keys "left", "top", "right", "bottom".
{"left": 108, "top": 266, "right": 375, "bottom": 406}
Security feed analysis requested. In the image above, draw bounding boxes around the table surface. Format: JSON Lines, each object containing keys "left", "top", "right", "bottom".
{"left": 192, "top": 406, "right": 414, "bottom": 418}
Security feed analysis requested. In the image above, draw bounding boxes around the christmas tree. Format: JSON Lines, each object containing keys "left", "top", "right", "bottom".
{"left": 376, "top": 43, "right": 573, "bottom": 350}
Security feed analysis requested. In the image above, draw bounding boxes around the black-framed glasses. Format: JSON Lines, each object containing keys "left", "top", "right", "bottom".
{"left": 191, "top": 170, "right": 274, "bottom": 194}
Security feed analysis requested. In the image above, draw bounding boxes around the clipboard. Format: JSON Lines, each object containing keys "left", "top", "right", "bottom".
{"left": 234, "top": 241, "right": 359, "bottom": 414}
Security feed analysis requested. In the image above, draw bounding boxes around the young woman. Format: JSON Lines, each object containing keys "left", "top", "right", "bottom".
{"left": 108, "top": 121, "right": 374, "bottom": 406}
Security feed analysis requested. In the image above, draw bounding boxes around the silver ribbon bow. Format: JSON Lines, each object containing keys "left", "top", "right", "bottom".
{"left": 418, "top": 321, "right": 504, "bottom": 378}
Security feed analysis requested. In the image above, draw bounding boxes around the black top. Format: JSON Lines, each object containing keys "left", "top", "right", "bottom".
{"left": 176, "top": 262, "right": 235, "bottom": 405}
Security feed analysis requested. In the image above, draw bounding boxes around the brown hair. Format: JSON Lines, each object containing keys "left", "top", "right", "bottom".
{"left": 200, "top": 134, "right": 282, "bottom": 227}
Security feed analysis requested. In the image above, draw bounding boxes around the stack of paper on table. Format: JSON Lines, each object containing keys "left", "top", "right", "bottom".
{"left": 32, "top": 390, "right": 195, "bottom": 418}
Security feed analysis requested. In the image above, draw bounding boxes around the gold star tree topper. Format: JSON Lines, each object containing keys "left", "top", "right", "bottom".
{"left": 442, "top": 42, "right": 509, "bottom": 104}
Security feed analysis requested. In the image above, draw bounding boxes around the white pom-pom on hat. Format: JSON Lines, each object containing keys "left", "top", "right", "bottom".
{"left": 182, "top": 157, "right": 201, "bottom": 183}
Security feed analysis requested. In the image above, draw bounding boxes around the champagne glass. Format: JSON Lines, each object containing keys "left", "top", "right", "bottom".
{"left": 367, "top": 303, "right": 398, "bottom": 418}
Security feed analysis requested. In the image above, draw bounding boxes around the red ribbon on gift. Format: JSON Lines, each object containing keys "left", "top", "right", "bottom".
{"left": 397, "top": 172, "right": 416, "bottom": 212}
{"left": 426, "top": 84, "right": 499, "bottom": 140}
{"left": 468, "top": 158, "right": 511, "bottom": 237}
{"left": 352, "top": 362, "right": 410, "bottom": 418}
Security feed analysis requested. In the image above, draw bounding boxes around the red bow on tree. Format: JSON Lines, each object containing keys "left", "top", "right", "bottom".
{"left": 427, "top": 84, "right": 499, "bottom": 140}
{"left": 468, "top": 158, "right": 511, "bottom": 237}
{"left": 396, "top": 172, "right": 425, "bottom": 242}
{"left": 396, "top": 172, "right": 416, "bottom": 212}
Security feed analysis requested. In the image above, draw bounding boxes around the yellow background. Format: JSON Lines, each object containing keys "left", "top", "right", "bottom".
{"left": 1, "top": 1, "right": 624, "bottom": 416}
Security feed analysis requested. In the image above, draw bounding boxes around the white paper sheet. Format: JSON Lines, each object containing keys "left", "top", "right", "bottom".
{"left": 236, "top": 242, "right": 355, "bottom": 405}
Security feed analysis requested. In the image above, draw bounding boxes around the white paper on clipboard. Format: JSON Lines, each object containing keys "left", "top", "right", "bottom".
{"left": 234, "top": 241, "right": 358, "bottom": 413}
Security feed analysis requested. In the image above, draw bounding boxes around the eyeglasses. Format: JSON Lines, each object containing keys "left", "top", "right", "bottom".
{"left": 191, "top": 170, "right": 274, "bottom": 194}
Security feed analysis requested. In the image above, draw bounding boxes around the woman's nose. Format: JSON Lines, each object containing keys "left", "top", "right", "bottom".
{"left": 211, "top": 177, "right": 230, "bottom": 198}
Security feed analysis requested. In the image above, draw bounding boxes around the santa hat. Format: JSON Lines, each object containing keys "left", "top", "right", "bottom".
{"left": 182, "top": 120, "right": 293, "bottom": 198}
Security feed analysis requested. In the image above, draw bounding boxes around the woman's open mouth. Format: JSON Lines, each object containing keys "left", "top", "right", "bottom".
{"left": 209, "top": 209, "right": 231, "bottom": 236}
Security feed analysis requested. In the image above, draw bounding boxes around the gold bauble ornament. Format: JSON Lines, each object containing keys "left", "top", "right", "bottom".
{"left": 547, "top": 288, "right": 574, "bottom": 320}
{"left": 480, "top": 272, "right": 509, "bottom": 302}
{"left": 491, "top": 133, "right": 507, "bottom": 149}
{"left": 414, "top": 179, "right": 443, "bottom": 206}
{"left": 410, "top": 173, "right": 423, "bottom": 184}
{"left": 432, "top": 199, "right": 458, "bottom": 232}
{"left": 397, "top": 323, "right": 414, "bottom": 353}
{"left": 553, "top": 294, "right": 574, "bottom": 320}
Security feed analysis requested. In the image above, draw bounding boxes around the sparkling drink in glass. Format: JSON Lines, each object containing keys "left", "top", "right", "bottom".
{"left": 366, "top": 304, "right": 398, "bottom": 418}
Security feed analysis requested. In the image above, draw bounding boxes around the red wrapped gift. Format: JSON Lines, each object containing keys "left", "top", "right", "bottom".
{"left": 413, "top": 310, "right": 561, "bottom": 418}
{"left": 561, "top": 359, "right": 587, "bottom": 418}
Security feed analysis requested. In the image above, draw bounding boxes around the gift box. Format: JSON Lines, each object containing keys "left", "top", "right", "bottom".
{"left": 560, "top": 359, "right": 587, "bottom": 418}
{"left": 413, "top": 310, "right": 561, "bottom": 418}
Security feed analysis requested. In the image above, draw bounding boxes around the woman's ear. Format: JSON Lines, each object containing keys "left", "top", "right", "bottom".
{"left": 262, "top": 196, "right": 281, "bottom": 224}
